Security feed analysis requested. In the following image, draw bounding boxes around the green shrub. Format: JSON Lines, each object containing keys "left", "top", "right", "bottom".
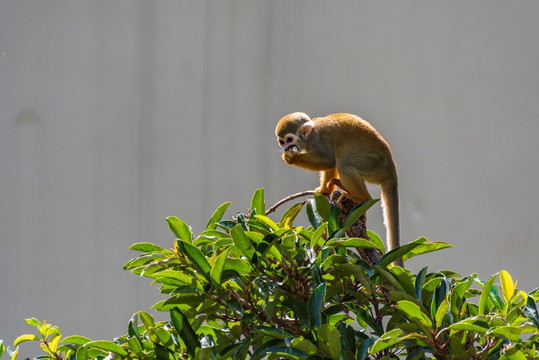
{"left": 3, "top": 189, "right": 539, "bottom": 359}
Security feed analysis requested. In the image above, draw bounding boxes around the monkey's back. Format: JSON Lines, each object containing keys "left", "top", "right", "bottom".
{"left": 313, "top": 113, "right": 392, "bottom": 156}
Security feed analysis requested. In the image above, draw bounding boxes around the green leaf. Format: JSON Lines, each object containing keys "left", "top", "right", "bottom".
{"left": 308, "top": 283, "right": 326, "bottom": 328}
{"left": 478, "top": 273, "right": 497, "bottom": 315}
{"left": 86, "top": 341, "right": 127, "bottom": 356}
{"left": 254, "top": 215, "right": 279, "bottom": 231}
{"left": 206, "top": 202, "right": 230, "bottom": 230}
{"left": 210, "top": 249, "right": 229, "bottom": 285}
{"left": 138, "top": 311, "right": 155, "bottom": 330}
{"left": 61, "top": 336, "right": 92, "bottom": 346}
{"left": 435, "top": 299, "right": 449, "bottom": 328}
{"left": 306, "top": 199, "right": 323, "bottom": 229}
{"left": 449, "top": 318, "right": 489, "bottom": 334}
{"left": 366, "top": 230, "right": 385, "bottom": 254}
{"left": 251, "top": 188, "right": 265, "bottom": 216}
{"left": 487, "top": 326, "right": 521, "bottom": 342}
{"left": 176, "top": 240, "right": 212, "bottom": 283}
{"left": 309, "top": 223, "right": 328, "bottom": 248}
{"left": 13, "top": 334, "right": 39, "bottom": 346}
{"left": 395, "top": 300, "right": 433, "bottom": 329}
{"left": 129, "top": 242, "right": 172, "bottom": 254}
{"left": 374, "top": 266, "right": 407, "bottom": 293}
{"left": 401, "top": 241, "right": 453, "bottom": 262}
{"left": 313, "top": 193, "right": 331, "bottom": 222}
{"left": 252, "top": 327, "right": 293, "bottom": 340}
{"left": 523, "top": 295, "right": 539, "bottom": 328}
{"left": 167, "top": 216, "right": 193, "bottom": 243}
{"left": 415, "top": 266, "right": 428, "bottom": 302}
{"left": 279, "top": 202, "right": 305, "bottom": 228}
{"left": 0, "top": 340, "right": 4, "bottom": 359}
{"left": 336, "top": 199, "right": 379, "bottom": 237}
{"left": 230, "top": 224, "right": 253, "bottom": 258}
{"left": 325, "top": 238, "right": 382, "bottom": 250}
{"left": 369, "top": 328, "right": 405, "bottom": 354}
{"left": 75, "top": 346, "right": 87, "bottom": 360}
{"left": 500, "top": 270, "right": 516, "bottom": 303}
{"left": 25, "top": 318, "right": 42, "bottom": 330}
{"left": 170, "top": 307, "right": 201, "bottom": 355}
{"left": 377, "top": 238, "right": 427, "bottom": 267}
{"left": 317, "top": 323, "right": 341, "bottom": 359}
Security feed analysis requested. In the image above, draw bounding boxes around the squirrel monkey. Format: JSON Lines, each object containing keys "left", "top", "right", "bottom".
{"left": 276, "top": 112, "right": 401, "bottom": 264}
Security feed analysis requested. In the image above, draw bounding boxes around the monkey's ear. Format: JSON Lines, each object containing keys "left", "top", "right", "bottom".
{"left": 300, "top": 121, "right": 314, "bottom": 139}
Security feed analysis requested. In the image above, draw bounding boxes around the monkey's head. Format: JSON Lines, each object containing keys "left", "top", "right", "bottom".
{"left": 275, "top": 112, "right": 314, "bottom": 162}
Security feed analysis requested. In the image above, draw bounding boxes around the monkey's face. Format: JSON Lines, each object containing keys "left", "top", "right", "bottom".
{"left": 276, "top": 112, "right": 315, "bottom": 163}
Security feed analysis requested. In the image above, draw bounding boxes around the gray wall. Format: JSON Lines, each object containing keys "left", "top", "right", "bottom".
{"left": 2, "top": 0, "right": 538, "bottom": 354}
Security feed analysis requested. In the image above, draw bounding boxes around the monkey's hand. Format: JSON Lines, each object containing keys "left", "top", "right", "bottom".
{"left": 282, "top": 145, "right": 300, "bottom": 163}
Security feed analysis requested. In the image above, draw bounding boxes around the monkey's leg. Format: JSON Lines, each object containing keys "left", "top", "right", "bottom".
{"left": 336, "top": 160, "right": 373, "bottom": 203}
{"left": 317, "top": 168, "right": 339, "bottom": 195}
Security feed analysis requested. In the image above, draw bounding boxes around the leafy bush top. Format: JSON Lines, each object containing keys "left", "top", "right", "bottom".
{"left": 3, "top": 189, "right": 539, "bottom": 360}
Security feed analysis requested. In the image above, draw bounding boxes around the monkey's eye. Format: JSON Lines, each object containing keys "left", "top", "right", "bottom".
{"left": 286, "top": 137, "right": 293, "bottom": 143}
{"left": 278, "top": 139, "right": 285, "bottom": 146}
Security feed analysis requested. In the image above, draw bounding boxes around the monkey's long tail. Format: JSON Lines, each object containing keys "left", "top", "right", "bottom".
{"left": 381, "top": 179, "right": 403, "bottom": 267}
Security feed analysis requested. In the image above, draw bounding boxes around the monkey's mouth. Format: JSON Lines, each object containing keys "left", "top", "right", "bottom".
{"left": 284, "top": 145, "right": 298, "bottom": 152}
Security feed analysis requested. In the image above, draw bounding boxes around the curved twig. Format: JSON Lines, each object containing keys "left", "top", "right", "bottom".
{"left": 265, "top": 190, "right": 317, "bottom": 215}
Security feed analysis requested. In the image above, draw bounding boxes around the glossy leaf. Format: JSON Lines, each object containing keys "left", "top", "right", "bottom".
{"left": 313, "top": 193, "right": 331, "bottom": 222}
{"left": 308, "top": 283, "right": 326, "bottom": 328}
{"left": 478, "top": 273, "right": 497, "bottom": 315}
{"left": 129, "top": 242, "right": 171, "bottom": 254}
{"left": 13, "top": 334, "right": 39, "bottom": 346}
{"left": 395, "top": 300, "right": 433, "bottom": 329}
{"left": 209, "top": 248, "right": 229, "bottom": 285}
{"left": 306, "top": 199, "right": 322, "bottom": 229}
{"left": 167, "top": 216, "right": 193, "bottom": 243}
{"left": 325, "top": 237, "right": 382, "bottom": 250}
{"left": 523, "top": 295, "right": 539, "bottom": 327}
{"left": 176, "top": 240, "right": 212, "bottom": 283}
{"left": 279, "top": 202, "right": 305, "bottom": 228}
{"left": 369, "top": 328, "right": 405, "bottom": 354}
{"left": 334, "top": 199, "right": 379, "bottom": 238}
{"left": 250, "top": 188, "right": 265, "bottom": 216}
{"left": 86, "top": 341, "right": 127, "bottom": 356}
{"left": 206, "top": 202, "right": 230, "bottom": 230}
{"left": 401, "top": 241, "right": 453, "bottom": 262}
{"left": 500, "top": 270, "right": 517, "bottom": 303}
{"left": 377, "top": 238, "right": 427, "bottom": 267}
{"left": 170, "top": 307, "right": 200, "bottom": 355}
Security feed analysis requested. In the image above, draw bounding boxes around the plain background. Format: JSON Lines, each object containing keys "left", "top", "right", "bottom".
{"left": 1, "top": 1, "right": 538, "bottom": 356}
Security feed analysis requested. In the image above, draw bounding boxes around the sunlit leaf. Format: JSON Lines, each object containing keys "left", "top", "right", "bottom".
{"left": 86, "top": 341, "right": 127, "bottom": 356}
{"left": 325, "top": 237, "right": 382, "bottom": 250}
{"left": 129, "top": 242, "right": 172, "bottom": 254}
{"left": 13, "top": 334, "right": 39, "bottom": 346}
{"left": 176, "top": 240, "right": 212, "bottom": 283}
{"left": 487, "top": 325, "right": 521, "bottom": 342}
{"left": 279, "top": 202, "right": 305, "bottom": 228}
{"left": 401, "top": 241, "right": 453, "bottom": 262}
{"left": 309, "top": 222, "right": 328, "bottom": 248}
{"left": 395, "top": 300, "right": 433, "bottom": 330}
{"left": 500, "top": 270, "right": 517, "bottom": 303}
{"left": 254, "top": 215, "right": 279, "bottom": 231}
{"left": 478, "top": 273, "right": 497, "bottom": 315}
{"left": 251, "top": 188, "right": 265, "bottom": 216}
{"left": 210, "top": 249, "right": 229, "bottom": 285}
{"left": 377, "top": 238, "right": 427, "bottom": 267}
{"left": 206, "top": 202, "right": 230, "bottom": 230}
{"left": 167, "top": 216, "right": 193, "bottom": 243}
{"left": 435, "top": 299, "right": 449, "bottom": 328}
{"left": 369, "top": 328, "right": 405, "bottom": 354}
